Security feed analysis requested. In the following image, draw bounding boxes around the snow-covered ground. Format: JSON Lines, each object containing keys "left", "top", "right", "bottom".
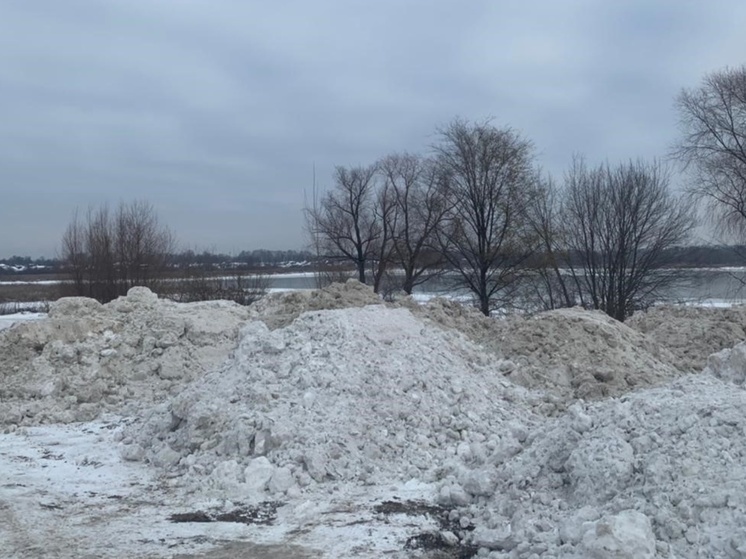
{"left": 682, "top": 297, "right": 746, "bottom": 307}
{"left": 0, "top": 419, "right": 444, "bottom": 558}
{"left": 3, "top": 282, "right": 746, "bottom": 558}
{"left": 0, "top": 311, "right": 45, "bottom": 331}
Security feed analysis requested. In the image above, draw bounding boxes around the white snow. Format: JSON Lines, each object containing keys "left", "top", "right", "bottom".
{"left": 0, "top": 279, "right": 63, "bottom": 285}
{"left": 447, "top": 373, "right": 746, "bottom": 557}
{"left": 4, "top": 282, "right": 746, "bottom": 558}
{"left": 0, "top": 311, "right": 45, "bottom": 331}
{"left": 0, "top": 288, "right": 252, "bottom": 426}
{"left": 683, "top": 297, "right": 746, "bottom": 307}
{"left": 0, "top": 419, "right": 251, "bottom": 558}
{"left": 125, "top": 304, "right": 542, "bottom": 495}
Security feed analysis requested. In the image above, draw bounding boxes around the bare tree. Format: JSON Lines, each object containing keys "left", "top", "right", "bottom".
{"left": 378, "top": 153, "right": 451, "bottom": 294}
{"left": 673, "top": 65, "right": 746, "bottom": 235}
{"left": 305, "top": 164, "right": 380, "bottom": 285}
{"left": 370, "top": 176, "right": 398, "bottom": 293}
{"left": 433, "top": 118, "right": 537, "bottom": 315}
{"left": 561, "top": 157, "right": 695, "bottom": 321}
{"left": 60, "top": 201, "right": 174, "bottom": 303}
{"left": 525, "top": 172, "right": 576, "bottom": 310}
{"left": 304, "top": 165, "right": 335, "bottom": 289}
{"left": 86, "top": 205, "right": 117, "bottom": 302}
{"left": 115, "top": 200, "right": 173, "bottom": 292}
{"left": 60, "top": 208, "right": 87, "bottom": 297}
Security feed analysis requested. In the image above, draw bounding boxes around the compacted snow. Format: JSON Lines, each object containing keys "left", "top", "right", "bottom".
{"left": 2, "top": 281, "right": 746, "bottom": 558}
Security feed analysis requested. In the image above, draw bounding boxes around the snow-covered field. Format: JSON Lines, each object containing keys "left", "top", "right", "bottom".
{"left": 0, "top": 312, "right": 45, "bottom": 331}
{"left": 3, "top": 281, "right": 746, "bottom": 558}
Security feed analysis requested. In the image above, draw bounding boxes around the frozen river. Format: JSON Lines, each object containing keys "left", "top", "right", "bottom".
{"left": 265, "top": 268, "right": 746, "bottom": 306}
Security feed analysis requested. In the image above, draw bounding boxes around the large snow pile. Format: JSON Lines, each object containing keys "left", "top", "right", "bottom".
{"left": 7, "top": 280, "right": 746, "bottom": 558}
{"left": 628, "top": 304, "right": 746, "bottom": 372}
{"left": 408, "top": 296, "right": 496, "bottom": 343}
{"left": 0, "top": 287, "right": 250, "bottom": 426}
{"left": 410, "top": 303, "right": 681, "bottom": 402}
{"left": 123, "top": 305, "right": 547, "bottom": 500}
{"left": 453, "top": 374, "right": 746, "bottom": 558}
{"left": 248, "top": 279, "right": 382, "bottom": 329}
{"left": 253, "top": 287, "right": 684, "bottom": 403}
{"left": 484, "top": 308, "right": 680, "bottom": 401}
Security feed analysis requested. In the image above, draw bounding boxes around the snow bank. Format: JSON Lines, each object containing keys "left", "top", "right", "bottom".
{"left": 124, "top": 305, "right": 546, "bottom": 503}
{"left": 0, "top": 287, "right": 250, "bottom": 426}
{"left": 416, "top": 304, "right": 681, "bottom": 402}
{"left": 488, "top": 308, "right": 681, "bottom": 401}
{"left": 118, "top": 293, "right": 746, "bottom": 558}
{"left": 8, "top": 281, "right": 746, "bottom": 558}
{"left": 451, "top": 374, "right": 746, "bottom": 558}
{"left": 248, "top": 278, "right": 382, "bottom": 329}
{"left": 409, "top": 296, "right": 495, "bottom": 343}
{"left": 628, "top": 304, "right": 746, "bottom": 372}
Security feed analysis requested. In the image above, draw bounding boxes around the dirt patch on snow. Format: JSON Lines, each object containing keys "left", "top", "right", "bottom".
{"left": 170, "top": 502, "right": 281, "bottom": 525}
{"left": 173, "top": 542, "right": 322, "bottom": 559}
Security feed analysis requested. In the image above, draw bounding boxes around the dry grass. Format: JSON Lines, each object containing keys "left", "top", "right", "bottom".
{"left": 0, "top": 281, "right": 65, "bottom": 305}
{"left": 0, "top": 270, "right": 272, "bottom": 309}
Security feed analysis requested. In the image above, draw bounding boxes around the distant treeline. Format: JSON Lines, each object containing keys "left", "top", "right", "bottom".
{"left": 0, "top": 249, "right": 316, "bottom": 275}
{"left": 170, "top": 249, "right": 314, "bottom": 269}
{"left": 2, "top": 245, "right": 746, "bottom": 276}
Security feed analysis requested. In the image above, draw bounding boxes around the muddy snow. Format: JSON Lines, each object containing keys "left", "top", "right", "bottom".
{"left": 2, "top": 282, "right": 746, "bottom": 558}
{"left": 628, "top": 304, "right": 746, "bottom": 372}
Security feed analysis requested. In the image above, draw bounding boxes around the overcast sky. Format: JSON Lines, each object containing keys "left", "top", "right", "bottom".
{"left": 1, "top": 1, "right": 745, "bottom": 257}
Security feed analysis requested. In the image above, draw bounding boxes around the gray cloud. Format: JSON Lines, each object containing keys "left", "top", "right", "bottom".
{"left": 1, "top": 0, "right": 744, "bottom": 256}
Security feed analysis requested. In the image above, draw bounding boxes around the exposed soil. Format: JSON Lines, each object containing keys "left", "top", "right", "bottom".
{"left": 170, "top": 502, "right": 282, "bottom": 526}
{"left": 171, "top": 541, "right": 322, "bottom": 559}
{"left": 375, "top": 500, "right": 478, "bottom": 558}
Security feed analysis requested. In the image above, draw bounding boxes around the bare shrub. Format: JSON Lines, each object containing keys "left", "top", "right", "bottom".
{"left": 60, "top": 201, "right": 174, "bottom": 303}
{"left": 166, "top": 271, "right": 268, "bottom": 306}
{"left": 533, "top": 157, "right": 696, "bottom": 321}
